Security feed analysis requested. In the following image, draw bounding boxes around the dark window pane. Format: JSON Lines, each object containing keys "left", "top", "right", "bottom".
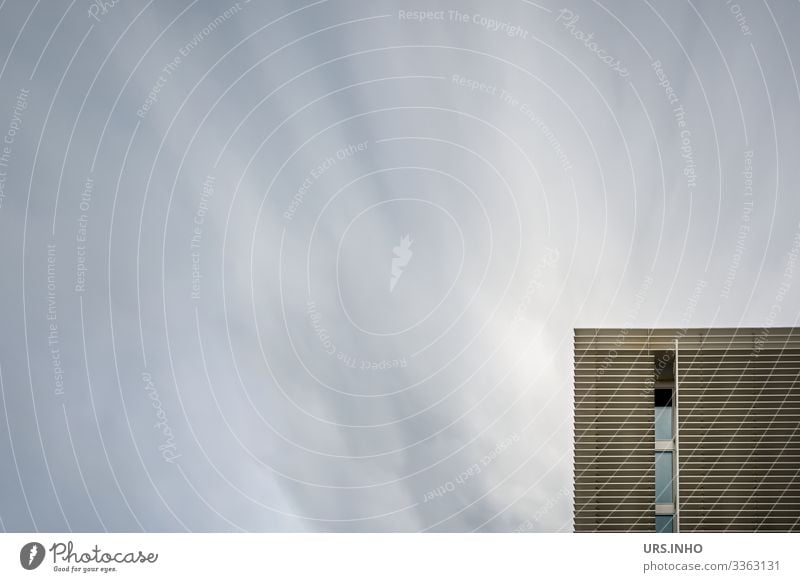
{"left": 654, "top": 388, "right": 673, "bottom": 407}
{"left": 655, "top": 451, "right": 673, "bottom": 503}
{"left": 655, "top": 406, "right": 673, "bottom": 440}
{"left": 656, "top": 514, "right": 674, "bottom": 533}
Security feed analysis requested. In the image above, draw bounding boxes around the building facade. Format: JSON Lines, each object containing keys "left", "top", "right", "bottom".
{"left": 574, "top": 328, "right": 800, "bottom": 532}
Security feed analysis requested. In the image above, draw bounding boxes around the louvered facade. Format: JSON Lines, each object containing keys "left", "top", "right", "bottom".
{"left": 574, "top": 328, "right": 800, "bottom": 532}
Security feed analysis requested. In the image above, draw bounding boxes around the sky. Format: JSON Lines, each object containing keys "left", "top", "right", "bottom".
{"left": 0, "top": 0, "right": 799, "bottom": 532}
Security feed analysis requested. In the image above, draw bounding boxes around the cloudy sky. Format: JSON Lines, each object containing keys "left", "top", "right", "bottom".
{"left": 0, "top": 0, "right": 799, "bottom": 532}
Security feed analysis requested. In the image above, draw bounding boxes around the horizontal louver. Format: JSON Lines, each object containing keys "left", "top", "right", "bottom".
{"left": 574, "top": 328, "right": 800, "bottom": 533}
{"left": 677, "top": 328, "right": 800, "bottom": 532}
{"left": 574, "top": 329, "right": 655, "bottom": 532}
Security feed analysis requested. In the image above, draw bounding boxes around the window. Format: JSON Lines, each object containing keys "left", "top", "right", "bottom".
{"left": 654, "top": 387, "right": 673, "bottom": 440}
{"left": 656, "top": 514, "right": 674, "bottom": 533}
{"left": 655, "top": 451, "right": 673, "bottom": 503}
{"left": 653, "top": 387, "right": 672, "bottom": 441}
{"left": 653, "top": 351, "right": 676, "bottom": 530}
{"left": 654, "top": 406, "right": 673, "bottom": 440}
{"left": 654, "top": 388, "right": 673, "bottom": 407}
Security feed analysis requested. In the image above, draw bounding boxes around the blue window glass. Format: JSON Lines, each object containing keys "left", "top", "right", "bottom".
{"left": 655, "top": 451, "right": 673, "bottom": 503}
{"left": 655, "top": 514, "right": 674, "bottom": 533}
{"left": 655, "top": 406, "right": 673, "bottom": 440}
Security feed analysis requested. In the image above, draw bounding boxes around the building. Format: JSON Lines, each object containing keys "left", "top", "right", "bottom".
{"left": 573, "top": 328, "right": 800, "bottom": 532}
